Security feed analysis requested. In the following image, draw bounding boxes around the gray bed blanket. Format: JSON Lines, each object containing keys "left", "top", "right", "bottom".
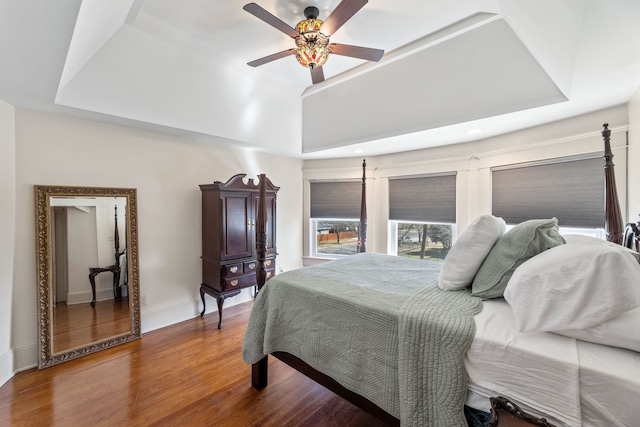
{"left": 242, "top": 253, "right": 482, "bottom": 426}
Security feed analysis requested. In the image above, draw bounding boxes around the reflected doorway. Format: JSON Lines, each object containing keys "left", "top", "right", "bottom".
{"left": 52, "top": 207, "right": 68, "bottom": 304}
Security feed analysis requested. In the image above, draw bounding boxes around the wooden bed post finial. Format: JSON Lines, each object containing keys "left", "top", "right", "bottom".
{"left": 358, "top": 159, "right": 367, "bottom": 253}
{"left": 256, "top": 174, "right": 268, "bottom": 291}
{"left": 602, "top": 123, "right": 624, "bottom": 245}
{"left": 602, "top": 123, "right": 612, "bottom": 165}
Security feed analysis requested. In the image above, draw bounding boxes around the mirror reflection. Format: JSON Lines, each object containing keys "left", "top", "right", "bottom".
{"left": 51, "top": 196, "right": 128, "bottom": 352}
{"left": 35, "top": 186, "right": 141, "bottom": 368}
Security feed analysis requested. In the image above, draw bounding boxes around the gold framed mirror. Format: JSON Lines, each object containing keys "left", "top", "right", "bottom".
{"left": 34, "top": 185, "right": 141, "bottom": 368}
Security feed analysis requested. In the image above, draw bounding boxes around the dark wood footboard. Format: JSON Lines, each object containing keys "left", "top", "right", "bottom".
{"left": 252, "top": 353, "right": 400, "bottom": 426}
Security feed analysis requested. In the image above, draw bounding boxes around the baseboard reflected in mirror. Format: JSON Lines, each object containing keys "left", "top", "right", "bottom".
{"left": 34, "top": 185, "right": 141, "bottom": 368}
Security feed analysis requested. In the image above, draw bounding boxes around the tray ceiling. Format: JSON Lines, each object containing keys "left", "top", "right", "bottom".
{"left": 1, "top": 0, "right": 639, "bottom": 158}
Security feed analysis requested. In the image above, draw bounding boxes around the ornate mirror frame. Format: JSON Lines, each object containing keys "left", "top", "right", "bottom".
{"left": 34, "top": 185, "right": 141, "bottom": 368}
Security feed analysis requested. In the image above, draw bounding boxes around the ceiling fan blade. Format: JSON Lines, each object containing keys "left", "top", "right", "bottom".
{"left": 330, "top": 43, "right": 384, "bottom": 62}
{"left": 311, "top": 66, "right": 325, "bottom": 84}
{"left": 248, "top": 49, "right": 296, "bottom": 67}
{"left": 320, "top": 0, "right": 368, "bottom": 36}
{"left": 243, "top": 3, "right": 299, "bottom": 38}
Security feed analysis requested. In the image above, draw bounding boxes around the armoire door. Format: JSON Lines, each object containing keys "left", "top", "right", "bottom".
{"left": 220, "top": 191, "right": 253, "bottom": 260}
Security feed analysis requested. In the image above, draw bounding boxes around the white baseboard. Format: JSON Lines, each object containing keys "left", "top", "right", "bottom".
{"left": 0, "top": 347, "right": 14, "bottom": 388}
{"left": 141, "top": 287, "right": 254, "bottom": 333}
{"left": 67, "top": 288, "right": 113, "bottom": 305}
{"left": 14, "top": 341, "right": 38, "bottom": 372}
{"left": 3, "top": 341, "right": 38, "bottom": 385}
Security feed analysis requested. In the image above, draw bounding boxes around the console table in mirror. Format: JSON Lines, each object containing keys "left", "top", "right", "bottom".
{"left": 34, "top": 185, "right": 141, "bottom": 368}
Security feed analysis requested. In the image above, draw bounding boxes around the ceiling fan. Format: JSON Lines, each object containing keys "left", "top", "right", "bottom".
{"left": 243, "top": 0, "right": 384, "bottom": 84}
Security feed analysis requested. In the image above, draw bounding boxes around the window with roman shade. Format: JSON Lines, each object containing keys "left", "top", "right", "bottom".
{"left": 491, "top": 155, "right": 604, "bottom": 227}
{"left": 310, "top": 180, "right": 363, "bottom": 257}
{"left": 388, "top": 173, "right": 457, "bottom": 223}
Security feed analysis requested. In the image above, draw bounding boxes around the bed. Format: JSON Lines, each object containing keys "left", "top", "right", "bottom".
{"left": 242, "top": 124, "right": 640, "bottom": 426}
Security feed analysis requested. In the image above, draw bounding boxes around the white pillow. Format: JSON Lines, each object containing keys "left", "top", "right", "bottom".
{"left": 553, "top": 307, "right": 640, "bottom": 353}
{"left": 563, "top": 233, "right": 640, "bottom": 262}
{"left": 504, "top": 242, "right": 640, "bottom": 332}
{"left": 438, "top": 214, "right": 506, "bottom": 291}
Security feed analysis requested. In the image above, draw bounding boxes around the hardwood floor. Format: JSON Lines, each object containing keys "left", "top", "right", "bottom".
{"left": 0, "top": 301, "right": 389, "bottom": 426}
{"left": 53, "top": 298, "right": 131, "bottom": 352}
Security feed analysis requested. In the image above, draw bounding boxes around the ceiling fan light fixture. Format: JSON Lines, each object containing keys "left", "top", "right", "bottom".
{"left": 294, "top": 14, "right": 330, "bottom": 69}
{"left": 295, "top": 31, "right": 330, "bottom": 69}
{"left": 244, "top": 1, "right": 384, "bottom": 83}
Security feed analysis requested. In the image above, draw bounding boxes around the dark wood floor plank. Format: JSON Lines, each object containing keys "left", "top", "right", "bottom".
{"left": 0, "top": 301, "right": 389, "bottom": 426}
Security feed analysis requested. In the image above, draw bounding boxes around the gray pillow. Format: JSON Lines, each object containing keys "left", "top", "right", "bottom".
{"left": 471, "top": 218, "right": 565, "bottom": 299}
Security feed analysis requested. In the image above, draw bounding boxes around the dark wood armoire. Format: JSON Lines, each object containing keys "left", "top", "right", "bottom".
{"left": 199, "top": 174, "right": 278, "bottom": 328}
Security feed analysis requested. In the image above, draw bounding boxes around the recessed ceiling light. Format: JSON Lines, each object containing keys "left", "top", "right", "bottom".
{"left": 353, "top": 149, "right": 364, "bottom": 153}
{"left": 466, "top": 128, "right": 483, "bottom": 135}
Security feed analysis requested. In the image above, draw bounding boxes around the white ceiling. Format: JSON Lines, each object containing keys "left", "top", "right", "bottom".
{"left": 1, "top": 0, "right": 639, "bottom": 159}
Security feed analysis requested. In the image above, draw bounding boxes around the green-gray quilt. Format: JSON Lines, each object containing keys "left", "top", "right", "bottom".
{"left": 242, "top": 253, "right": 482, "bottom": 426}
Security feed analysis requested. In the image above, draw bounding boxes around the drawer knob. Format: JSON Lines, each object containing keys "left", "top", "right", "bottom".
{"left": 230, "top": 266, "right": 238, "bottom": 273}
{"left": 230, "top": 279, "right": 239, "bottom": 287}
{"left": 248, "top": 262, "right": 256, "bottom": 270}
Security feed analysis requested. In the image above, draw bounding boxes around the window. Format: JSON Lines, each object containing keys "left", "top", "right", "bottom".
{"left": 389, "top": 173, "right": 456, "bottom": 260}
{"left": 314, "top": 220, "right": 361, "bottom": 256}
{"left": 393, "top": 221, "right": 454, "bottom": 261}
{"left": 492, "top": 155, "right": 604, "bottom": 232}
{"left": 310, "top": 181, "right": 363, "bottom": 257}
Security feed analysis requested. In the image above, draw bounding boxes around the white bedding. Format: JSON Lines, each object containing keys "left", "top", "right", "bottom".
{"left": 466, "top": 299, "right": 640, "bottom": 427}
{"left": 577, "top": 340, "right": 640, "bottom": 426}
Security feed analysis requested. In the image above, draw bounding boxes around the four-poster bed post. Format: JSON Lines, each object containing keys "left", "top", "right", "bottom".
{"left": 256, "top": 174, "right": 268, "bottom": 293}
{"left": 252, "top": 173, "right": 269, "bottom": 389}
{"left": 602, "top": 123, "right": 624, "bottom": 244}
{"left": 358, "top": 159, "right": 367, "bottom": 253}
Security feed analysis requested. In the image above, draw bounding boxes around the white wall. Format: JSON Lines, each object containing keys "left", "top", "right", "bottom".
{"left": 66, "top": 206, "right": 98, "bottom": 303}
{"left": 11, "top": 108, "right": 303, "bottom": 374}
{"left": 303, "top": 105, "right": 631, "bottom": 257}
{"left": 0, "top": 100, "right": 16, "bottom": 386}
{"left": 628, "top": 87, "right": 640, "bottom": 222}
